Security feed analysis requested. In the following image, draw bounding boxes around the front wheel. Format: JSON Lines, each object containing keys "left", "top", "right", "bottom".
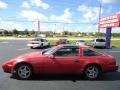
{"left": 84, "top": 65, "right": 101, "bottom": 80}
{"left": 15, "top": 64, "right": 33, "bottom": 80}
{"left": 40, "top": 44, "right": 44, "bottom": 48}
{"left": 30, "top": 46, "right": 33, "bottom": 49}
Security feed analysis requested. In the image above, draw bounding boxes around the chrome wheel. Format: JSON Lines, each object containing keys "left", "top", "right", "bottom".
{"left": 85, "top": 66, "right": 99, "bottom": 79}
{"left": 17, "top": 65, "right": 32, "bottom": 79}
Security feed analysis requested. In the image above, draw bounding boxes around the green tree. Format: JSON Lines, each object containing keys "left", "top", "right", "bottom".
{"left": 24, "top": 29, "right": 29, "bottom": 35}
{"left": 2, "top": 30, "right": 9, "bottom": 36}
{"left": 13, "top": 29, "right": 19, "bottom": 35}
{"left": 29, "top": 30, "right": 35, "bottom": 35}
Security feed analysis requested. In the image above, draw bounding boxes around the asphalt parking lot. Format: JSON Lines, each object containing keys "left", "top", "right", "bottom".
{"left": 0, "top": 40, "right": 120, "bottom": 90}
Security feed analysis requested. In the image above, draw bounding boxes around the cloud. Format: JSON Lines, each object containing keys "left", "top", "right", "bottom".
{"left": 101, "top": 0, "right": 120, "bottom": 4}
{"left": 21, "top": 10, "right": 48, "bottom": 21}
{"left": 0, "top": 20, "right": 24, "bottom": 30}
{"left": 0, "top": 1, "right": 8, "bottom": 9}
{"left": 78, "top": 5, "right": 103, "bottom": 23}
{"left": 30, "top": 0, "right": 50, "bottom": 9}
{"left": 50, "top": 8, "right": 73, "bottom": 23}
{"left": 21, "top": 1, "right": 31, "bottom": 9}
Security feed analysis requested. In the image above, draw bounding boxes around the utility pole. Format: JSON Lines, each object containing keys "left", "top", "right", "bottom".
{"left": 98, "top": 0, "right": 102, "bottom": 38}
{"left": 63, "top": 23, "right": 65, "bottom": 32}
{"left": 37, "top": 20, "right": 40, "bottom": 37}
{"left": 54, "top": 24, "right": 56, "bottom": 35}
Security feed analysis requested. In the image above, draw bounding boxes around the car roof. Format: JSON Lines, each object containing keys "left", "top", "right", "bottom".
{"left": 58, "top": 44, "right": 89, "bottom": 48}
{"left": 77, "top": 40, "right": 85, "bottom": 42}
{"left": 94, "top": 38, "right": 105, "bottom": 40}
{"left": 33, "top": 38, "right": 47, "bottom": 40}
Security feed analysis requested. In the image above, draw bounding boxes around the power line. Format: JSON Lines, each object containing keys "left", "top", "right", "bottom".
{"left": 0, "top": 19, "right": 97, "bottom": 24}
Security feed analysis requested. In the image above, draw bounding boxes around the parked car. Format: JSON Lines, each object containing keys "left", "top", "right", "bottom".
{"left": 27, "top": 38, "right": 50, "bottom": 49}
{"left": 76, "top": 40, "right": 86, "bottom": 46}
{"left": 92, "top": 38, "right": 106, "bottom": 48}
{"left": 56, "top": 39, "right": 69, "bottom": 45}
{"left": 2, "top": 44, "right": 118, "bottom": 80}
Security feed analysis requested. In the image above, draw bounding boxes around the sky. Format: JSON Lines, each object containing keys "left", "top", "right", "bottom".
{"left": 0, "top": 0, "right": 120, "bottom": 33}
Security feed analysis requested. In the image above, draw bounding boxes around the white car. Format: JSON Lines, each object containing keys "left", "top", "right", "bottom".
{"left": 76, "top": 40, "right": 86, "bottom": 46}
{"left": 27, "top": 38, "right": 50, "bottom": 49}
{"left": 92, "top": 38, "right": 106, "bottom": 48}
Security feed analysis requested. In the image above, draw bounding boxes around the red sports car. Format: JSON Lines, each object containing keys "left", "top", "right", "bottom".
{"left": 2, "top": 45, "right": 118, "bottom": 80}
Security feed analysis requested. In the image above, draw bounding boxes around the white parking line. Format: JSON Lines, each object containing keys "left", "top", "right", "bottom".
{"left": 109, "top": 51, "right": 120, "bottom": 53}
{"left": 17, "top": 48, "right": 29, "bottom": 51}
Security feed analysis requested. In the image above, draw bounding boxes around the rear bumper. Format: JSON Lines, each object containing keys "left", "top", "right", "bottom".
{"left": 93, "top": 43, "right": 106, "bottom": 47}
{"left": 103, "top": 65, "right": 118, "bottom": 72}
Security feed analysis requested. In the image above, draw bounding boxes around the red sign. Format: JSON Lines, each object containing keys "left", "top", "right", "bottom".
{"left": 99, "top": 14, "right": 120, "bottom": 28}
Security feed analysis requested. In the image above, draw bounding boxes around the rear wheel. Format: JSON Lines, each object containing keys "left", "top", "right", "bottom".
{"left": 84, "top": 65, "right": 101, "bottom": 80}
{"left": 15, "top": 64, "right": 33, "bottom": 80}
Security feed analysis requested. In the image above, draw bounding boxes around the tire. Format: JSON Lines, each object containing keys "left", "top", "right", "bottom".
{"left": 93, "top": 46, "right": 96, "bottom": 48}
{"left": 30, "top": 46, "right": 33, "bottom": 49}
{"left": 40, "top": 44, "right": 43, "bottom": 48}
{"left": 84, "top": 65, "right": 101, "bottom": 80}
{"left": 15, "top": 64, "right": 33, "bottom": 80}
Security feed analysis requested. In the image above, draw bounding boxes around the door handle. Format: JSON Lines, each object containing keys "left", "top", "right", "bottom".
{"left": 74, "top": 60, "right": 79, "bottom": 62}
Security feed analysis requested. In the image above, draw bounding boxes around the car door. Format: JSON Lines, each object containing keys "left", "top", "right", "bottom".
{"left": 43, "top": 46, "right": 81, "bottom": 74}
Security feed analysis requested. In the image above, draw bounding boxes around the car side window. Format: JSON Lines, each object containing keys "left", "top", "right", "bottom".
{"left": 34, "top": 39, "right": 39, "bottom": 41}
{"left": 54, "top": 47, "right": 79, "bottom": 56}
{"left": 83, "top": 49, "right": 102, "bottom": 56}
{"left": 45, "top": 39, "right": 48, "bottom": 42}
{"left": 40, "top": 39, "right": 44, "bottom": 42}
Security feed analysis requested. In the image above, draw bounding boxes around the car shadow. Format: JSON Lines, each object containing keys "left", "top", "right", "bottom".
{"left": 10, "top": 72, "right": 120, "bottom": 81}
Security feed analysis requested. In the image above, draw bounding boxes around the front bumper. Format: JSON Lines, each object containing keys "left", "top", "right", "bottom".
{"left": 27, "top": 44, "right": 40, "bottom": 47}
{"left": 2, "top": 63, "right": 13, "bottom": 73}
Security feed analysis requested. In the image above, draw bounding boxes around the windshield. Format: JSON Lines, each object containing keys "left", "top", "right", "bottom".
{"left": 96, "top": 39, "right": 105, "bottom": 42}
{"left": 78, "top": 40, "right": 85, "bottom": 42}
{"left": 33, "top": 38, "right": 41, "bottom": 41}
{"left": 60, "top": 39, "right": 67, "bottom": 42}
{"left": 43, "top": 46, "right": 58, "bottom": 56}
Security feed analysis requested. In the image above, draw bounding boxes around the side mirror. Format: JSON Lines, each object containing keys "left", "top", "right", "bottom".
{"left": 48, "top": 54, "right": 55, "bottom": 59}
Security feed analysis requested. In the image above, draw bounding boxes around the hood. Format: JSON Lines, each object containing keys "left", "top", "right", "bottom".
{"left": 3, "top": 51, "right": 44, "bottom": 65}
{"left": 17, "top": 51, "right": 43, "bottom": 60}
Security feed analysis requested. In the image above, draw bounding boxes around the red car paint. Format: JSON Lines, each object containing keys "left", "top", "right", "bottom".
{"left": 2, "top": 45, "right": 118, "bottom": 75}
